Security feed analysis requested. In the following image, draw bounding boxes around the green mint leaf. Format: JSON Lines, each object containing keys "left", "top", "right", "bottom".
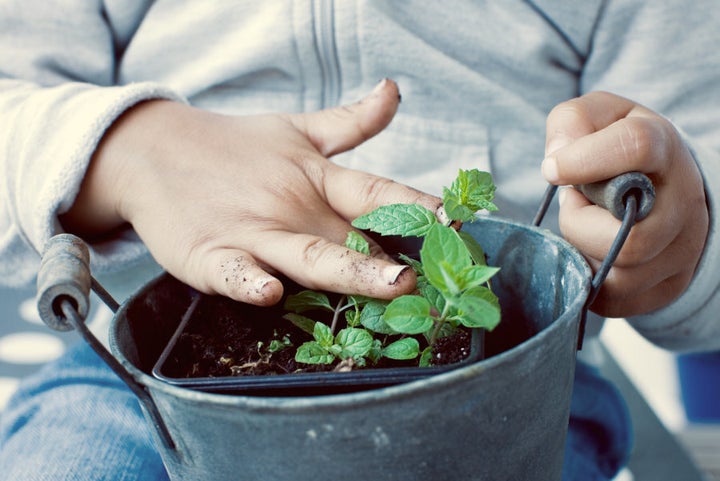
{"left": 284, "top": 290, "right": 333, "bottom": 313}
{"left": 383, "top": 295, "right": 434, "bottom": 335}
{"left": 458, "top": 231, "right": 488, "bottom": 266}
{"left": 382, "top": 338, "right": 420, "bottom": 360}
{"left": 419, "top": 346, "right": 433, "bottom": 367}
{"left": 312, "top": 322, "right": 335, "bottom": 347}
{"left": 442, "top": 194, "right": 476, "bottom": 223}
{"left": 329, "top": 344, "right": 343, "bottom": 356}
{"left": 345, "top": 231, "right": 370, "bottom": 255}
{"left": 367, "top": 339, "right": 384, "bottom": 364}
{"left": 358, "top": 300, "right": 394, "bottom": 334}
{"left": 336, "top": 328, "right": 374, "bottom": 359}
{"left": 457, "top": 265, "right": 500, "bottom": 291}
{"left": 295, "top": 341, "right": 335, "bottom": 364}
{"left": 345, "top": 309, "right": 361, "bottom": 327}
{"left": 443, "top": 169, "right": 498, "bottom": 222}
{"left": 398, "top": 253, "right": 424, "bottom": 275}
{"left": 455, "top": 286, "right": 501, "bottom": 330}
{"left": 268, "top": 338, "right": 291, "bottom": 353}
{"left": 420, "top": 224, "right": 471, "bottom": 296}
{"left": 352, "top": 204, "right": 437, "bottom": 237}
{"left": 433, "top": 322, "right": 460, "bottom": 339}
{"left": 354, "top": 357, "right": 368, "bottom": 368}
{"left": 283, "top": 313, "right": 316, "bottom": 335}
{"left": 416, "top": 278, "right": 445, "bottom": 314}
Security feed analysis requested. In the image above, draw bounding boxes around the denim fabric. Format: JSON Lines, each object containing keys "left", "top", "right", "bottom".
{"left": 1, "top": 343, "right": 631, "bottom": 480}
{"left": 0, "top": 342, "right": 168, "bottom": 481}
{"left": 563, "top": 361, "right": 634, "bottom": 481}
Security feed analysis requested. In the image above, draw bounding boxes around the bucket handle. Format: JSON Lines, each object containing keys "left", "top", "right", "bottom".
{"left": 532, "top": 172, "right": 656, "bottom": 348}
{"left": 36, "top": 234, "right": 177, "bottom": 452}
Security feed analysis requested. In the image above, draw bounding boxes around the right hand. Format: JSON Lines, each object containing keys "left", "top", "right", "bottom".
{"left": 542, "top": 91, "right": 708, "bottom": 317}
{"left": 61, "top": 79, "right": 443, "bottom": 306}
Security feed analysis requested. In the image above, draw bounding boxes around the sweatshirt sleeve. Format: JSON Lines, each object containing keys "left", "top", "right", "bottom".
{"left": 580, "top": 1, "right": 720, "bottom": 351}
{"left": 0, "top": 2, "right": 184, "bottom": 287}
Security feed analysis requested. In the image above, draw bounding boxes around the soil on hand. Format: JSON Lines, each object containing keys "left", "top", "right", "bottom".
{"left": 162, "top": 294, "right": 473, "bottom": 379}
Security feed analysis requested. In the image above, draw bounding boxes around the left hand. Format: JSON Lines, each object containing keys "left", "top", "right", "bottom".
{"left": 541, "top": 91, "right": 708, "bottom": 318}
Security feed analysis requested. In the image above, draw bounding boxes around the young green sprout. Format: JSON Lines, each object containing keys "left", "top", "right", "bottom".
{"left": 284, "top": 168, "right": 501, "bottom": 368}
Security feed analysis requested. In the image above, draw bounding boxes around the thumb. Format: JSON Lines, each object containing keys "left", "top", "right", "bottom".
{"left": 288, "top": 78, "right": 401, "bottom": 157}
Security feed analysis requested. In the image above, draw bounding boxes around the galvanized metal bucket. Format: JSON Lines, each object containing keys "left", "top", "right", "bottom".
{"left": 122, "top": 217, "right": 590, "bottom": 481}
{"left": 36, "top": 174, "right": 654, "bottom": 481}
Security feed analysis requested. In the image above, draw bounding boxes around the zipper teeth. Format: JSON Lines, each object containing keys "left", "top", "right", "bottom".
{"left": 314, "top": 0, "right": 341, "bottom": 108}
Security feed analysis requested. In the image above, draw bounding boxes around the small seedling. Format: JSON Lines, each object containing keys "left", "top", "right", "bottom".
{"left": 284, "top": 168, "right": 501, "bottom": 368}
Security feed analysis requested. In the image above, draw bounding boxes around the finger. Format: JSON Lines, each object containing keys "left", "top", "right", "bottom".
{"left": 587, "top": 241, "right": 698, "bottom": 318}
{"left": 199, "top": 248, "right": 284, "bottom": 306}
{"left": 322, "top": 163, "right": 445, "bottom": 223}
{"left": 545, "top": 91, "right": 637, "bottom": 155}
{"left": 253, "top": 232, "right": 416, "bottom": 300}
{"left": 253, "top": 193, "right": 395, "bottom": 262}
{"left": 558, "top": 187, "right": 625, "bottom": 261}
{"left": 287, "top": 78, "right": 443, "bottom": 223}
{"left": 544, "top": 115, "right": 673, "bottom": 186}
{"left": 590, "top": 272, "right": 687, "bottom": 318}
{"left": 542, "top": 91, "right": 665, "bottom": 185}
{"left": 288, "top": 78, "right": 401, "bottom": 157}
{"left": 558, "top": 187, "right": 672, "bottom": 266}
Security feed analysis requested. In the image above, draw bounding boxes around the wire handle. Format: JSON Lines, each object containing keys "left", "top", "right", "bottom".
{"left": 533, "top": 172, "right": 655, "bottom": 348}
{"left": 35, "top": 233, "right": 176, "bottom": 451}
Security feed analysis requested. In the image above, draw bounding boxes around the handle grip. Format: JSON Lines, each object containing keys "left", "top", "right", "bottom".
{"left": 34, "top": 233, "right": 176, "bottom": 451}
{"left": 36, "top": 233, "right": 91, "bottom": 331}
{"left": 575, "top": 172, "right": 655, "bottom": 221}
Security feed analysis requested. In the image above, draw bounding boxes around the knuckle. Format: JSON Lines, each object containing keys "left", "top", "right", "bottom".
{"left": 547, "top": 99, "right": 588, "bottom": 132}
{"left": 298, "top": 153, "right": 328, "bottom": 186}
{"left": 300, "top": 236, "right": 337, "bottom": 268}
{"left": 616, "top": 117, "right": 669, "bottom": 168}
{"left": 549, "top": 97, "right": 586, "bottom": 118}
{"left": 356, "top": 175, "right": 398, "bottom": 205}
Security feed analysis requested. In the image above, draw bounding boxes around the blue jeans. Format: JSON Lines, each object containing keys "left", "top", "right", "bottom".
{"left": 0, "top": 342, "right": 631, "bottom": 480}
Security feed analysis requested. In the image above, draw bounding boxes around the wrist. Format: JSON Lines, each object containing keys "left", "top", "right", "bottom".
{"left": 60, "top": 99, "right": 180, "bottom": 237}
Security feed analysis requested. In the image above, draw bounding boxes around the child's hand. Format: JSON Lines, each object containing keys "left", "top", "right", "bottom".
{"left": 61, "top": 79, "right": 443, "bottom": 305}
{"left": 542, "top": 91, "right": 708, "bottom": 317}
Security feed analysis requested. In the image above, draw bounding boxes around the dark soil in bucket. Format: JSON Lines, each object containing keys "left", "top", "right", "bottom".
{"left": 150, "top": 226, "right": 542, "bottom": 394}
{"left": 160, "top": 293, "right": 473, "bottom": 380}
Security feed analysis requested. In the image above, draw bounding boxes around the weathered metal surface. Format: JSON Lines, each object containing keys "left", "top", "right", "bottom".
{"left": 110, "top": 216, "right": 591, "bottom": 481}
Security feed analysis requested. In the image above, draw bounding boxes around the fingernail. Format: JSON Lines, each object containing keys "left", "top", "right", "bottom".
{"left": 383, "top": 264, "right": 409, "bottom": 285}
{"left": 251, "top": 276, "right": 282, "bottom": 304}
{"left": 558, "top": 186, "right": 568, "bottom": 206}
{"left": 541, "top": 156, "right": 559, "bottom": 183}
{"left": 435, "top": 205, "right": 462, "bottom": 229}
{"left": 256, "top": 276, "right": 273, "bottom": 292}
{"left": 372, "top": 78, "right": 388, "bottom": 95}
{"left": 435, "top": 205, "right": 451, "bottom": 225}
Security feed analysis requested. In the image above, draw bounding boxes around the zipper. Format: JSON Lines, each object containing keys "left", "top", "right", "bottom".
{"left": 313, "top": 0, "right": 341, "bottom": 108}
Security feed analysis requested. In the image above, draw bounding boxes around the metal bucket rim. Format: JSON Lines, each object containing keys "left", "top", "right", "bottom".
{"left": 110, "top": 216, "right": 591, "bottom": 412}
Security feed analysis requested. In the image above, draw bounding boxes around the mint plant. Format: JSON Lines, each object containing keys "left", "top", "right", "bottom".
{"left": 284, "top": 168, "right": 501, "bottom": 369}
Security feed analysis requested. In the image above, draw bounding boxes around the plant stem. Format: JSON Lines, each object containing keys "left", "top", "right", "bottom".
{"left": 429, "top": 300, "right": 454, "bottom": 345}
{"left": 330, "top": 295, "right": 346, "bottom": 334}
{"left": 429, "top": 318, "right": 446, "bottom": 346}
